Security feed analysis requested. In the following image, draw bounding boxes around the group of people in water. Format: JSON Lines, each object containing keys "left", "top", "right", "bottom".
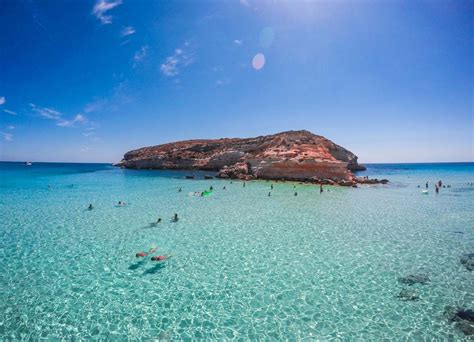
{"left": 135, "top": 247, "right": 170, "bottom": 261}
{"left": 418, "top": 180, "right": 451, "bottom": 193}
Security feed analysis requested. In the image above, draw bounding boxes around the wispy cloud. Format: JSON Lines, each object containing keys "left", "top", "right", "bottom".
{"left": 0, "top": 97, "right": 5, "bottom": 105}
{"left": 30, "top": 104, "right": 88, "bottom": 128}
{"left": 233, "top": 39, "right": 243, "bottom": 45}
{"left": 216, "top": 79, "right": 231, "bottom": 86}
{"left": 160, "top": 44, "right": 194, "bottom": 77}
{"left": 121, "top": 26, "right": 135, "bottom": 37}
{"left": 240, "top": 0, "right": 250, "bottom": 7}
{"left": 56, "top": 114, "right": 87, "bottom": 127}
{"left": 92, "top": 0, "right": 122, "bottom": 24}
{"left": 30, "top": 103, "right": 61, "bottom": 120}
{"left": 1, "top": 132, "right": 13, "bottom": 142}
{"left": 133, "top": 45, "right": 149, "bottom": 67}
{"left": 3, "top": 109, "right": 16, "bottom": 116}
{"left": 7, "top": 125, "right": 15, "bottom": 130}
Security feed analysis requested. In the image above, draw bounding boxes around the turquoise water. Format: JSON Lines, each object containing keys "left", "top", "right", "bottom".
{"left": 1, "top": 162, "right": 473, "bottom": 339}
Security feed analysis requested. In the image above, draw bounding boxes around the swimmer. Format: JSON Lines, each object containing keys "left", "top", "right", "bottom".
{"left": 136, "top": 247, "right": 157, "bottom": 258}
{"left": 172, "top": 213, "right": 179, "bottom": 222}
{"left": 425, "top": 182, "right": 428, "bottom": 189}
{"left": 223, "top": 186, "right": 226, "bottom": 190}
{"left": 88, "top": 204, "right": 94, "bottom": 210}
{"left": 271, "top": 184, "right": 274, "bottom": 190}
{"left": 243, "top": 182, "right": 246, "bottom": 188}
{"left": 320, "top": 184, "right": 323, "bottom": 193}
{"left": 294, "top": 192, "right": 298, "bottom": 196}
{"left": 268, "top": 192, "right": 271, "bottom": 197}
{"left": 438, "top": 180, "right": 442, "bottom": 187}
{"left": 417, "top": 185, "right": 420, "bottom": 188}
{"left": 178, "top": 187, "right": 182, "bottom": 192}
{"left": 435, "top": 185, "right": 439, "bottom": 194}
{"left": 151, "top": 255, "right": 169, "bottom": 261}
{"left": 210, "top": 186, "right": 213, "bottom": 191}
{"left": 118, "top": 201, "right": 126, "bottom": 206}
{"left": 156, "top": 218, "right": 162, "bottom": 224}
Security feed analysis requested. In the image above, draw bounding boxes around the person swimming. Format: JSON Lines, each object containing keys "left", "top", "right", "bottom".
{"left": 210, "top": 186, "right": 213, "bottom": 191}
{"left": 178, "top": 187, "right": 182, "bottom": 192}
{"left": 172, "top": 213, "right": 179, "bottom": 222}
{"left": 270, "top": 184, "right": 274, "bottom": 190}
{"left": 438, "top": 180, "right": 442, "bottom": 187}
{"left": 88, "top": 204, "right": 94, "bottom": 210}
{"left": 268, "top": 192, "right": 271, "bottom": 196}
{"left": 151, "top": 255, "right": 169, "bottom": 261}
{"left": 136, "top": 247, "right": 157, "bottom": 258}
{"left": 243, "top": 182, "right": 246, "bottom": 188}
{"left": 223, "top": 186, "right": 226, "bottom": 190}
{"left": 118, "top": 201, "right": 127, "bottom": 206}
{"left": 294, "top": 192, "right": 298, "bottom": 196}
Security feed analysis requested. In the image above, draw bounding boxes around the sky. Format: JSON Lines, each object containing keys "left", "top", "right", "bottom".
{"left": 0, "top": 0, "right": 472, "bottom": 163}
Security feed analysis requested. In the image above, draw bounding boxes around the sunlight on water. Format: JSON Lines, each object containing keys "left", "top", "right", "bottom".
{"left": 0, "top": 162, "right": 473, "bottom": 339}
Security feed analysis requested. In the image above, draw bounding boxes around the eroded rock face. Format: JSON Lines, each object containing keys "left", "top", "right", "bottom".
{"left": 118, "top": 130, "right": 366, "bottom": 182}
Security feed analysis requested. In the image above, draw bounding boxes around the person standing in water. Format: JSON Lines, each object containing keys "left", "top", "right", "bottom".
{"left": 435, "top": 184, "right": 439, "bottom": 194}
{"left": 268, "top": 192, "right": 271, "bottom": 197}
{"left": 178, "top": 187, "right": 182, "bottom": 192}
{"left": 88, "top": 204, "right": 94, "bottom": 210}
{"left": 425, "top": 182, "right": 428, "bottom": 189}
{"left": 172, "top": 213, "right": 179, "bottom": 222}
{"left": 320, "top": 184, "right": 323, "bottom": 193}
{"left": 243, "top": 182, "right": 246, "bottom": 188}
{"left": 294, "top": 192, "right": 298, "bottom": 196}
{"left": 270, "top": 184, "right": 274, "bottom": 190}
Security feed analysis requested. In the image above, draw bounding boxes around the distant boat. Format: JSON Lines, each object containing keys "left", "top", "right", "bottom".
{"left": 26, "top": 162, "right": 32, "bottom": 166}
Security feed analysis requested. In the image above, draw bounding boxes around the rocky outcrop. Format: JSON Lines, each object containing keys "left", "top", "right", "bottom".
{"left": 118, "top": 130, "right": 368, "bottom": 182}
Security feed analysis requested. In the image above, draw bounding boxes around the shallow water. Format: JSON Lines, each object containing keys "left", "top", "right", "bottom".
{"left": 1, "top": 162, "right": 473, "bottom": 339}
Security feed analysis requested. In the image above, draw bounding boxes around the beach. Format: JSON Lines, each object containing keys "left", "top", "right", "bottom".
{"left": 0, "top": 162, "right": 473, "bottom": 339}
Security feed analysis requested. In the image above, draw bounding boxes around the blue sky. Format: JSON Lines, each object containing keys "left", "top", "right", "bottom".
{"left": 0, "top": 0, "right": 472, "bottom": 163}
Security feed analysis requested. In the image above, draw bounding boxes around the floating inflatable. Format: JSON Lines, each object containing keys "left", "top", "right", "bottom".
{"left": 202, "top": 190, "right": 212, "bottom": 196}
{"left": 422, "top": 190, "right": 428, "bottom": 194}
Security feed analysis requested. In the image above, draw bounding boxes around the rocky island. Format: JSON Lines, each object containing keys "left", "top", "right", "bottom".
{"left": 118, "top": 130, "right": 387, "bottom": 186}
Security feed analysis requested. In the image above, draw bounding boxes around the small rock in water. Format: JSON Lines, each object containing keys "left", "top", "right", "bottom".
{"left": 444, "top": 306, "right": 474, "bottom": 336}
{"left": 397, "top": 289, "right": 420, "bottom": 301}
{"left": 456, "top": 321, "right": 474, "bottom": 336}
{"left": 460, "top": 253, "right": 474, "bottom": 271}
{"left": 398, "top": 274, "right": 430, "bottom": 285}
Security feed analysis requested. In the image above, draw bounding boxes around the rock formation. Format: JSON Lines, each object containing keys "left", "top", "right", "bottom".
{"left": 118, "top": 130, "right": 371, "bottom": 184}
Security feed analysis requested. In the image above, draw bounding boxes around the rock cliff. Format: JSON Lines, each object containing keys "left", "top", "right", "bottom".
{"left": 118, "top": 130, "right": 368, "bottom": 184}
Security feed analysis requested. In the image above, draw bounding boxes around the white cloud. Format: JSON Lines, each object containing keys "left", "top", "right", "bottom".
{"left": 30, "top": 103, "right": 61, "bottom": 120}
{"left": 240, "top": 0, "right": 250, "bottom": 7}
{"left": 3, "top": 109, "right": 16, "bottom": 115}
{"left": 31, "top": 104, "right": 88, "bottom": 128}
{"left": 133, "top": 45, "right": 149, "bottom": 67}
{"left": 57, "top": 114, "right": 87, "bottom": 127}
{"left": 7, "top": 125, "right": 15, "bottom": 130}
{"left": 0, "top": 97, "right": 5, "bottom": 105}
{"left": 216, "top": 79, "right": 231, "bottom": 86}
{"left": 160, "top": 44, "right": 194, "bottom": 77}
{"left": 92, "top": 0, "right": 122, "bottom": 24}
{"left": 121, "top": 26, "right": 135, "bottom": 37}
{"left": 2, "top": 132, "right": 13, "bottom": 141}
{"left": 233, "top": 39, "right": 243, "bottom": 45}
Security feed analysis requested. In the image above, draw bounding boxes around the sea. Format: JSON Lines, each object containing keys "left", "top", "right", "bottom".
{"left": 0, "top": 161, "right": 473, "bottom": 339}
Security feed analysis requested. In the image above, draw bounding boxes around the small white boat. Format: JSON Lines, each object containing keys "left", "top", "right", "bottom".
{"left": 26, "top": 162, "right": 32, "bottom": 166}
